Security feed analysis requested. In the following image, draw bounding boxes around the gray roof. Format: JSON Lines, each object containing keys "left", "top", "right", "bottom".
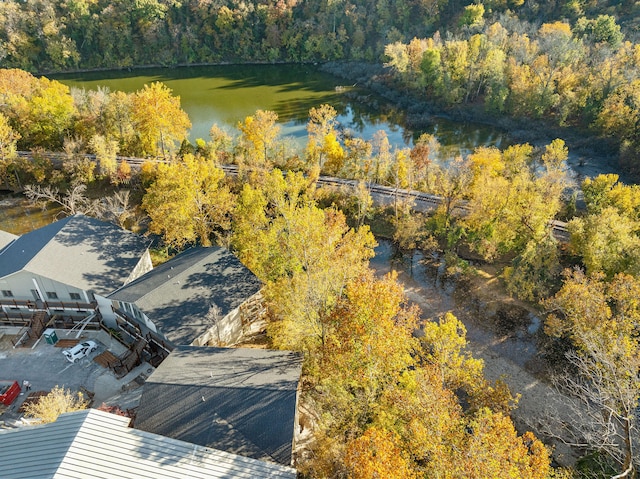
{"left": 0, "top": 228, "right": 17, "bottom": 251}
{"left": 109, "top": 246, "right": 262, "bottom": 345}
{"left": 0, "top": 214, "right": 149, "bottom": 294}
{"left": 135, "top": 346, "right": 302, "bottom": 466}
{"left": 0, "top": 408, "right": 297, "bottom": 479}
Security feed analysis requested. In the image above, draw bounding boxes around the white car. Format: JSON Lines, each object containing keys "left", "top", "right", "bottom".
{"left": 63, "top": 340, "right": 98, "bottom": 363}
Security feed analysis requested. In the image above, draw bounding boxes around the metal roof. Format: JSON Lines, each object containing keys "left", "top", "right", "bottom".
{"left": 0, "top": 409, "right": 297, "bottom": 479}
{"left": 0, "top": 214, "right": 150, "bottom": 294}
{"left": 135, "top": 346, "right": 302, "bottom": 466}
{"left": 109, "top": 247, "right": 262, "bottom": 345}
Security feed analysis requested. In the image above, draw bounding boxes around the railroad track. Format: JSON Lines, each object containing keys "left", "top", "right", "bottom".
{"left": 16, "top": 151, "right": 570, "bottom": 241}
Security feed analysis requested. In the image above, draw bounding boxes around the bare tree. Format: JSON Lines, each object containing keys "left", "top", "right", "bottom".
{"left": 100, "top": 190, "right": 135, "bottom": 228}
{"left": 24, "top": 183, "right": 102, "bottom": 217}
{"left": 554, "top": 344, "right": 639, "bottom": 479}
{"left": 535, "top": 341, "right": 640, "bottom": 478}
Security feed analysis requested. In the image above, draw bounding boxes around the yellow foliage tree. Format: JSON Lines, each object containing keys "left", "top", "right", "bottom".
{"left": 237, "top": 109, "right": 280, "bottom": 167}
{"left": 22, "top": 386, "right": 89, "bottom": 424}
{"left": 345, "top": 427, "right": 416, "bottom": 479}
{"left": 142, "top": 154, "right": 234, "bottom": 248}
{"left": 131, "top": 82, "right": 191, "bottom": 157}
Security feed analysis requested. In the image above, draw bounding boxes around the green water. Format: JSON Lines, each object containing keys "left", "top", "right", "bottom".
{"left": 54, "top": 64, "right": 506, "bottom": 157}
{"left": 0, "top": 196, "right": 62, "bottom": 235}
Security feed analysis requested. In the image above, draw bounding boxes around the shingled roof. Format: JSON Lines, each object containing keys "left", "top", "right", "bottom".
{"left": 0, "top": 214, "right": 150, "bottom": 294}
{"left": 135, "top": 346, "right": 303, "bottom": 466}
{"left": 0, "top": 228, "right": 17, "bottom": 251}
{"left": 108, "top": 246, "right": 262, "bottom": 345}
{"left": 0, "top": 409, "right": 297, "bottom": 479}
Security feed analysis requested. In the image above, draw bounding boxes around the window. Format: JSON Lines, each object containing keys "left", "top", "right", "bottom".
{"left": 1, "top": 290, "right": 13, "bottom": 297}
{"left": 70, "top": 292, "right": 81, "bottom": 300}
{"left": 46, "top": 292, "right": 58, "bottom": 300}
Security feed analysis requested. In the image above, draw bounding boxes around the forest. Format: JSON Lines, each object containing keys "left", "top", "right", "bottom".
{"left": 1, "top": 67, "right": 639, "bottom": 478}
{"left": 0, "top": 0, "right": 639, "bottom": 477}
{"left": 1, "top": 0, "right": 640, "bottom": 172}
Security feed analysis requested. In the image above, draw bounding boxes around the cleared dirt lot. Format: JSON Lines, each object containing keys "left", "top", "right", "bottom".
{"left": 0, "top": 329, "right": 151, "bottom": 425}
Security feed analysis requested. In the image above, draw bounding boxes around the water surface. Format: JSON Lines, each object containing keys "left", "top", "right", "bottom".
{"left": 54, "top": 65, "right": 506, "bottom": 157}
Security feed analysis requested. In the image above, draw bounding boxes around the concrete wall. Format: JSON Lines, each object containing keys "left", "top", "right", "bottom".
{"left": 194, "top": 292, "right": 264, "bottom": 347}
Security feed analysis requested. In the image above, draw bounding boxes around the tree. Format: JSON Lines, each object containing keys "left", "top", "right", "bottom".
{"left": 142, "top": 154, "right": 234, "bottom": 249}
{"left": 231, "top": 169, "right": 376, "bottom": 354}
{"left": 464, "top": 143, "right": 565, "bottom": 261}
{"left": 22, "top": 386, "right": 89, "bottom": 424}
{"left": 90, "top": 134, "right": 119, "bottom": 182}
{"left": 569, "top": 207, "right": 640, "bottom": 277}
{"left": 131, "top": 82, "right": 191, "bottom": 157}
{"left": 545, "top": 270, "right": 640, "bottom": 478}
{"left": 0, "top": 112, "right": 20, "bottom": 187}
{"left": 0, "top": 112, "right": 20, "bottom": 161}
{"left": 25, "top": 183, "right": 102, "bottom": 217}
{"left": 9, "top": 76, "right": 76, "bottom": 149}
{"left": 420, "top": 312, "right": 484, "bottom": 393}
{"left": 306, "top": 104, "right": 340, "bottom": 169}
{"left": 237, "top": 109, "right": 280, "bottom": 167}
{"left": 344, "top": 427, "right": 416, "bottom": 479}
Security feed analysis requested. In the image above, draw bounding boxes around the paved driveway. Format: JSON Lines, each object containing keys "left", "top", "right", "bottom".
{"left": 0, "top": 329, "right": 151, "bottom": 425}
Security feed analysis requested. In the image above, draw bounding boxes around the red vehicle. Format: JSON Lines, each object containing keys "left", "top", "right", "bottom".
{"left": 0, "top": 380, "right": 21, "bottom": 406}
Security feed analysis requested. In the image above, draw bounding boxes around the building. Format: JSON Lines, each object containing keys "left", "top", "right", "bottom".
{"left": 0, "top": 229, "right": 17, "bottom": 251}
{"left": 135, "top": 346, "right": 303, "bottom": 466}
{"left": 0, "top": 217, "right": 263, "bottom": 352}
{"left": 0, "top": 408, "right": 297, "bottom": 479}
{"left": 107, "top": 246, "right": 263, "bottom": 347}
{"left": 0, "top": 214, "right": 151, "bottom": 324}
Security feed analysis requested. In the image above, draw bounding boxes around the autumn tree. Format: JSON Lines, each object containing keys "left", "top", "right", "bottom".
{"left": 304, "top": 272, "right": 420, "bottom": 476}
{"left": 232, "top": 169, "right": 376, "bottom": 355}
{"left": 142, "top": 154, "right": 234, "bottom": 249}
{"left": 463, "top": 142, "right": 566, "bottom": 261}
{"left": 89, "top": 134, "right": 119, "bottom": 182}
{"left": 545, "top": 270, "right": 640, "bottom": 478}
{"left": 0, "top": 113, "right": 20, "bottom": 187}
{"left": 2, "top": 74, "right": 76, "bottom": 149}
{"left": 237, "top": 109, "right": 280, "bottom": 168}
{"left": 569, "top": 174, "right": 640, "bottom": 277}
{"left": 22, "top": 386, "right": 89, "bottom": 424}
{"left": 344, "top": 427, "right": 416, "bottom": 479}
{"left": 131, "top": 82, "right": 191, "bottom": 157}
{"left": 306, "top": 104, "right": 340, "bottom": 171}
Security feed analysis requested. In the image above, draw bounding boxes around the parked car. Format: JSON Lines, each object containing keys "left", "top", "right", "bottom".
{"left": 63, "top": 340, "right": 98, "bottom": 363}
{"left": 0, "top": 380, "right": 21, "bottom": 405}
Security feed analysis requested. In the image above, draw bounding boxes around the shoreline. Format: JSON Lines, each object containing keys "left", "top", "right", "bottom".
{"left": 320, "top": 61, "right": 634, "bottom": 185}
{"left": 28, "top": 60, "right": 636, "bottom": 184}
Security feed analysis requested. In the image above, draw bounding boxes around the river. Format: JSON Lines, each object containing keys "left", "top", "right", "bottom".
{"left": 53, "top": 64, "right": 507, "bottom": 159}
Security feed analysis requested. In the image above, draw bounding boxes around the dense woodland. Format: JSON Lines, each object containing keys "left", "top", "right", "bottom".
{"left": 1, "top": 1, "right": 639, "bottom": 477}
{"left": 1, "top": 0, "right": 640, "bottom": 171}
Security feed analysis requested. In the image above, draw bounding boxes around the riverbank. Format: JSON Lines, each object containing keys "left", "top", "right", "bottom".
{"left": 321, "top": 61, "right": 633, "bottom": 185}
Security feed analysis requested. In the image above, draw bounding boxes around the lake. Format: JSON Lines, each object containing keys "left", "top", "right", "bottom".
{"left": 54, "top": 64, "right": 507, "bottom": 158}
